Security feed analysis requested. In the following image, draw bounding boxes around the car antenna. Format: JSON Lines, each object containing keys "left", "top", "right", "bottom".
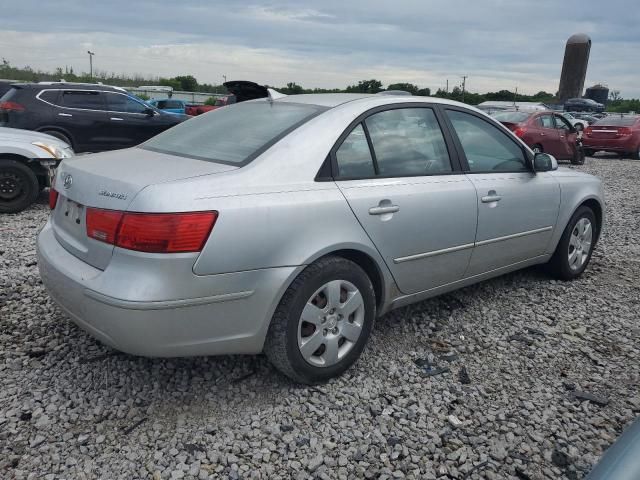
{"left": 267, "top": 88, "right": 287, "bottom": 103}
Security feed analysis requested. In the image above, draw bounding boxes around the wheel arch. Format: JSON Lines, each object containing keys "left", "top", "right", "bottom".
{"left": 579, "top": 198, "right": 603, "bottom": 243}
{"left": 0, "top": 153, "right": 48, "bottom": 179}
{"left": 35, "top": 126, "right": 75, "bottom": 149}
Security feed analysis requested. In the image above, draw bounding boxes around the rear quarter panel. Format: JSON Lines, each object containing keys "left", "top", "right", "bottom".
{"left": 546, "top": 169, "right": 605, "bottom": 253}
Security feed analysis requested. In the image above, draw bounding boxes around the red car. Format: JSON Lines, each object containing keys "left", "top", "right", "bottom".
{"left": 491, "top": 110, "right": 584, "bottom": 164}
{"left": 185, "top": 81, "right": 270, "bottom": 116}
{"left": 583, "top": 115, "right": 640, "bottom": 159}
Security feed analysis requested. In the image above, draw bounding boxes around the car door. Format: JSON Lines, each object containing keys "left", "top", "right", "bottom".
{"left": 534, "top": 113, "right": 565, "bottom": 157}
{"left": 104, "top": 92, "right": 159, "bottom": 149}
{"left": 553, "top": 113, "right": 578, "bottom": 159}
{"left": 443, "top": 107, "right": 560, "bottom": 277}
{"left": 333, "top": 105, "right": 478, "bottom": 294}
{"left": 56, "top": 90, "right": 112, "bottom": 152}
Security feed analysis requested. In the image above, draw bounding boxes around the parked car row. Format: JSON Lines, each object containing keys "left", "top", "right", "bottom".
{"left": 490, "top": 109, "right": 585, "bottom": 164}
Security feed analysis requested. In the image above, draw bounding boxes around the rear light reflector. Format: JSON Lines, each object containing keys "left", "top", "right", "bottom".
{"left": 86, "top": 208, "right": 123, "bottom": 244}
{"left": 49, "top": 188, "right": 59, "bottom": 210}
{"left": 0, "top": 101, "right": 25, "bottom": 112}
{"left": 85, "top": 209, "right": 217, "bottom": 253}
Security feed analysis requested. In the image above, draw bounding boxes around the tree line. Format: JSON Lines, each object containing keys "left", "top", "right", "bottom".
{"left": 2, "top": 59, "right": 637, "bottom": 110}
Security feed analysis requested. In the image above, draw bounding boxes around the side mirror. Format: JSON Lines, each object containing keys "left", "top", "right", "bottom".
{"left": 533, "top": 152, "right": 558, "bottom": 172}
{"left": 144, "top": 108, "right": 155, "bottom": 117}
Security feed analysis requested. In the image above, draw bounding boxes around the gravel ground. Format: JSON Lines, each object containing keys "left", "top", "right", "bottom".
{"left": 1, "top": 156, "right": 639, "bottom": 480}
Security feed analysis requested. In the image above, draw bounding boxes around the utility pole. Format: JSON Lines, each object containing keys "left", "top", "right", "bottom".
{"left": 87, "top": 51, "right": 95, "bottom": 79}
{"left": 461, "top": 75, "right": 467, "bottom": 103}
{"left": 222, "top": 74, "right": 227, "bottom": 83}
{"left": 446, "top": 79, "right": 449, "bottom": 94}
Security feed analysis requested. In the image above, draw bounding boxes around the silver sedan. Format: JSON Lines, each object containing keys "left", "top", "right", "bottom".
{"left": 37, "top": 92, "right": 604, "bottom": 383}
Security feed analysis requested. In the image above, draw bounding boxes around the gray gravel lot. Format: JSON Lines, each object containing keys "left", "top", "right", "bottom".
{"left": 1, "top": 156, "right": 639, "bottom": 480}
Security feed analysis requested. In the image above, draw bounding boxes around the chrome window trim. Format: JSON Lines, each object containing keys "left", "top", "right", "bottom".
{"left": 35, "top": 89, "right": 153, "bottom": 116}
{"left": 393, "top": 226, "right": 553, "bottom": 263}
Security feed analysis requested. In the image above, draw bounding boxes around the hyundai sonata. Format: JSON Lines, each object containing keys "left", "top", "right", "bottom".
{"left": 37, "top": 92, "right": 604, "bottom": 383}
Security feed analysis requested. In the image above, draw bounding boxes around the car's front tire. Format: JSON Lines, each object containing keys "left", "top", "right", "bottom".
{"left": 547, "top": 206, "right": 596, "bottom": 280}
{"left": 0, "top": 159, "right": 40, "bottom": 213}
{"left": 264, "top": 256, "right": 376, "bottom": 384}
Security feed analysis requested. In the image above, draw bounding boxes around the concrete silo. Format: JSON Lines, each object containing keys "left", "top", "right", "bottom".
{"left": 558, "top": 33, "right": 591, "bottom": 102}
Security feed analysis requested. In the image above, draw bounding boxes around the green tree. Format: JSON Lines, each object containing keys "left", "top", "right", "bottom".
{"left": 386, "top": 83, "right": 419, "bottom": 95}
{"left": 281, "top": 82, "right": 304, "bottom": 95}
{"left": 173, "top": 75, "right": 198, "bottom": 92}
{"left": 345, "top": 79, "right": 383, "bottom": 94}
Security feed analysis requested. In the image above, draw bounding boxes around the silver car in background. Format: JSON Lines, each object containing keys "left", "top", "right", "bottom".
{"left": 37, "top": 93, "right": 604, "bottom": 383}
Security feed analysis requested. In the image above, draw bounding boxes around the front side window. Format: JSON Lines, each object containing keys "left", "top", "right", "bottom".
{"left": 555, "top": 115, "right": 572, "bottom": 130}
{"left": 60, "top": 91, "right": 106, "bottom": 110}
{"left": 447, "top": 110, "right": 528, "bottom": 173}
{"left": 143, "top": 101, "right": 325, "bottom": 165}
{"left": 365, "top": 108, "right": 452, "bottom": 176}
{"left": 106, "top": 93, "right": 149, "bottom": 114}
{"left": 335, "top": 124, "right": 375, "bottom": 178}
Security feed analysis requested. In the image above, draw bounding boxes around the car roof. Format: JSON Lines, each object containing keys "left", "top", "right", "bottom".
{"left": 10, "top": 82, "right": 127, "bottom": 93}
{"left": 274, "top": 93, "right": 486, "bottom": 113}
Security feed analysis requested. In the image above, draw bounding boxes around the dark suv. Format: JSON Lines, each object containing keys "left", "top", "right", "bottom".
{"left": 0, "top": 82, "right": 188, "bottom": 153}
{"left": 564, "top": 97, "right": 605, "bottom": 113}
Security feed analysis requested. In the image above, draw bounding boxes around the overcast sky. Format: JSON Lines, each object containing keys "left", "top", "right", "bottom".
{"left": 1, "top": 0, "right": 639, "bottom": 97}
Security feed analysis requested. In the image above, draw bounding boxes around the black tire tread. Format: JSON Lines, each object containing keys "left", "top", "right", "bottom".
{"left": 547, "top": 206, "right": 596, "bottom": 280}
{"left": 0, "top": 158, "right": 39, "bottom": 213}
{"left": 263, "top": 256, "right": 375, "bottom": 384}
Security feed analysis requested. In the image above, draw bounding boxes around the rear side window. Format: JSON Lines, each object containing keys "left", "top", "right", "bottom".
{"left": 365, "top": 108, "right": 452, "bottom": 176}
{"left": 143, "top": 101, "right": 325, "bottom": 165}
{"left": 447, "top": 110, "right": 528, "bottom": 173}
{"left": 105, "top": 93, "right": 149, "bottom": 113}
{"left": 39, "top": 90, "right": 59, "bottom": 104}
{"left": 60, "top": 91, "right": 106, "bottom": 110}
{"left": 538, "top": 114, "right": 555, "bottom": 128}
{"left": 335, "top": 124, "right": 375, "bottom": 178}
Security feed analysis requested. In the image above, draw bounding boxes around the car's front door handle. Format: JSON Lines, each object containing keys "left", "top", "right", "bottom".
{"left": 58, "top": 113, "right": 72, "bottom": 117}
{"left": 110, "top": 117, "right": 124, "bottom": 121}
{"left": 481, "top": 190, "right": 502, "bottom": 203}
{"left": 540, "top": 132, "right": 545, "bottom": 136}
{"left": 369, "top": 205, "right": 400, "bottom": 215}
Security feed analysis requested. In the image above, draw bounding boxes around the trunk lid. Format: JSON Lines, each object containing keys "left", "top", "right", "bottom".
{"left": 588, "top": 126, "right": 626, "bottom": 140}
{"left": 51, "top": 147, "right": 237, "bottom": 270}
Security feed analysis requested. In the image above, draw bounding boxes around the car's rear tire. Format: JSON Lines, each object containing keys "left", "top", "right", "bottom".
{"left": 0, "top": 159, "right": 40, "bottom": 213}
{"left": 40, "top": 130, "right": 72, "bottom": 149}
{"left": 632, "top": 146, "right": 640, "bottom": 160}
{"left": 547, "top": 206, "right": 596, "bottom": 280}
{"left": 532, "top": 144, "right": 543, "bottom": 154}
{"left": 264, "top": 256, "right": 376, "bottom": 384}
{"left": 583, "top": 148, "right": 595, "bottom": 157}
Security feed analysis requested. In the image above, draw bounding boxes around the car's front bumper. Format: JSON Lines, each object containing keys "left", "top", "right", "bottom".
{"left": 37, "top": 220, "right": 301, "bottom": 357}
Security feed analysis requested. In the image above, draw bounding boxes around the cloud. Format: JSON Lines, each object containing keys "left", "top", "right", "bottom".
{"left": 2, "top": 0, "right": 639, "bottom": 97}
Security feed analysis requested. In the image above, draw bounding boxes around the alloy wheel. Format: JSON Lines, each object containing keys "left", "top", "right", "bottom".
{"left": 568, "top": 217, "right": 593, "bottom": 270}
{"left": 297, "top": 279, "right": 365, "bottom": 367}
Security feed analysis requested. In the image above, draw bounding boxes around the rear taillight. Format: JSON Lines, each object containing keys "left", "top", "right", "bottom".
{"left": 513, "top": 127, "right": 526, "bottom": 138}
{"left": 48, "top": 189, "right": 59, "bottom": 210}
{"left": 618, "top": 127, "right": 632, "bottom": 136}
{"left": 0, "top": 101, "right": 25, "bottom": 112}
{"left": 86, "top": 209, "right": 217, "bottom": 253}
{"left": 86, "top": 208, "right": 123, "bottom": 244}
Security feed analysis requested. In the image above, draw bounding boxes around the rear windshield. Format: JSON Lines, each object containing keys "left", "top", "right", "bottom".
{"left": 142, "top": 101, "right": 326, "bottom": 165}
{"left": 490, "top": 111, "right": 531, "bottom": 123}
{"left": 593, "top": 116, "right": 639, "bottom": 127}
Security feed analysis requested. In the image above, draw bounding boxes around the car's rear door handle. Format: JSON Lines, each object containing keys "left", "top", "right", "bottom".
{"left": 369, "top": 205, "right": 400, "bottom": 215}
{"left": 481, "top": 190, "right": 502, "bottom": 203}
{"left": 110, "top": 117, "right": 124, "bottom": 121}
{"left": 58, "top": 113, "right": 72, "bottom": 117}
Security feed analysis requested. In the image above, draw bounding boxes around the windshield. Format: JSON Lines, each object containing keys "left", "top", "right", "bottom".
{"left": 143, "top": 101, "right": 326, "bottom": 165}
{"left": 593, "top": 116, "right": 639, "bottom": 127}
{"left": 490, "top": 111, "right": 531, "bottom": 123}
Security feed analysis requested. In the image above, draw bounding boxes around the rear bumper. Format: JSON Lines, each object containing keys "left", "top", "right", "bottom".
{"left": 37, "top": 220, "right": 301, "bottom": 357}
{"left": 583, "top": 138, "right": 637, "bottom": 152}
